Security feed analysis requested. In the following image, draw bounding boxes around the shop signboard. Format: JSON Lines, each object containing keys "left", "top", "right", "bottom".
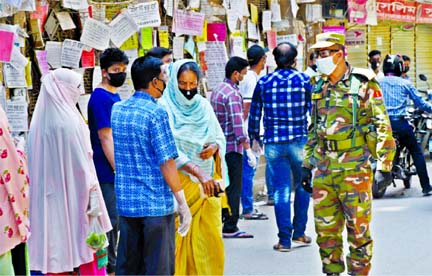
{"left": 376, "top": 0, "right": 417, "bottom": 23}
{"left": 417, "top": 2, "right": 432, "bottom": 24}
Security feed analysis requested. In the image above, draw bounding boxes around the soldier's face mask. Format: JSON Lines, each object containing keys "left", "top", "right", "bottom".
{"left": 316, "top": 55, "right": 337, "bottom": 76}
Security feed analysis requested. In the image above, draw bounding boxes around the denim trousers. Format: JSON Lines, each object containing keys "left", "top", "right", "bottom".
{"left": 116, "top": 215, "right": 175, "bottom": 275}
{"left": 100, "top": 183, "right": 119, "bottom": 274}
{"left": 265, "top": 138, "right": 310, "bottom": 247}
{"left": 391, "top": 119, "right": 431, "bottom": 191}
{"left": 241, "top": 151, "right": 259, "bottom": 215}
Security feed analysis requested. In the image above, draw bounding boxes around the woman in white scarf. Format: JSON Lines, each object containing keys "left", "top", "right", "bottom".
{"left": 27, "top": 68, "right": 111, "bottom": 274}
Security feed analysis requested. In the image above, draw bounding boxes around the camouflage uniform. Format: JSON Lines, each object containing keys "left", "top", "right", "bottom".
{"left": 303, "top": 67, "right": 395, "bottom": 275}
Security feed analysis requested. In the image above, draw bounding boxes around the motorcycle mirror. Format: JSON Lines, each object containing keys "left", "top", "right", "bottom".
{"left": 419, "top": 74, "right": 428, "bottom": 81}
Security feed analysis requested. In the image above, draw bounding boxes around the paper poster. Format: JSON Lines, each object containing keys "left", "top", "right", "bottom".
{"left": 247, "top": 20, "right": 259, "bottom": 40}
{"left": 158, "top": 26, "right": 169, "bottom": 48}
{"left": 173, "top": 36, "right": 185, "bottom": 59}
{"left": 0, "top": 86, "right": 6, "bottom": 111}
{"left": 6, "top": 96, "right": 28, "bottom": 132}
{"left": 141, "top": 27, "right": 153, "bottom": 50}
{"left": 262, "top": 11, "right": 272, "bottom": 31}
{"left": 79, "top": 6, "right": 92, "bottom": 27}
{"left": 30, "top": 3, "right": 49, "bottom": 33}
{"left": 120, "top": 33, "right": 139, "bottom": 50}
{"left": 229, "top": 0, "right": 250, "bottom": 17}
{"left": 80, "top": 18, "right": 110, "bottom": 50}
{"left": 251, "top": 4, "right": 259, "bottom": 23}
{"left": 78, "top": 94, "right": 90, "bottom": 121}
{"left": 0, "top": 30, "right": 14, "bottom": 62}
{"left": 56, "top": 11, "right": 76, "bottom": 30}
{"left": 306, "top": 4, "right": 323, "bottom": 22}
{"left": 29, "top": 19, "right": 44, "bottom": 48}
{"left": 81, "top": 49, "right": 95, "bottom": 68}
{"left": 123, "top": 49, "right": 138, "bottom": 72}
{"left": 196, "top": 20, "right": 207, "bottom": 43}
{"left": 267, "top": 30, "right": 277, "bottom": 49}
{"left": 226, "top": 9, "right": 240, "bottom": 32}
{"left": 207, "top": 23, "right": 227, "bottom": 42}
{"left": 9, "top": 47, "right": 28, "bottom": 71}
{"left": 44, "top": 11, "right": 59, "bottom": 40}
{"left": 128, "top": 1, "right": 161, "bottom": 28}
{"left": 184, "top": 36, "right": 196, "bottom": 59}
{"left": 4, "top": 63, "right": 27, "bottom": 88}
{"left": 276, "top": 34, "right": 298, "bottom": 46}
{"left": 109, "top": 11, "right": 138, "bottom": 47}
{"left": 35, "top": 50, "right": 50, "bottom": 75}
{"left": 63, "top": 0, "right": 88, "bottom": 11}
{"left": 60, "top": 39, "right": 85, "bottom": 68}
{"left": 174, "top": 10, "right": 205, "bottom": 36}
{"left": 365, "top": 0, "right": 378, "bottom": 25}
{"left": 6, "top": 0, "right": 22, "bottom": 8}
{"left": 230, "top": 36, "right": 246, "bottom": 58}
{"left": 204, "top": 42, "right": 227, "bottom": 90}
{"left": 92, "top": 5, "right": 106, "bottom": 22}
{"left": 25, "top": 59, "right": 32, "bottom": 89}
{"left": 92, "top": 66, "right": 102, "bottom": 90}
{"left": 271, "top": 0, "right": 282, "bottom": 22}
{"left": 45, "top": 41, "right": 62, "bottom": 69}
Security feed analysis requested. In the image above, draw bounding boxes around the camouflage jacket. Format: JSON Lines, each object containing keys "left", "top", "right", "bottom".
{"left": 303, "top": 66, "right": 395, "bottom": 172}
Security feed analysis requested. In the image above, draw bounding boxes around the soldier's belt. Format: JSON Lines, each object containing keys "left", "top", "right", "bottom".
{"left": 318, "top": 135, "right": 366, "bottom": 151}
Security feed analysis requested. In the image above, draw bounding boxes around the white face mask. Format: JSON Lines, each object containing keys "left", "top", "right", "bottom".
{"left": 316, "top": 55, "right": 337, "bottom": 76}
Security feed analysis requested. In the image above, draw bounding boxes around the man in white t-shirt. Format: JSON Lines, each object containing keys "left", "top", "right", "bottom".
{"left": 239, "top": 45, "right": 270, "bottom": 219}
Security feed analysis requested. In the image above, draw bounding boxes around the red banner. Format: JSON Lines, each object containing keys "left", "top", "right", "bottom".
{"left": 377, "top": 0, "right": 417, "bottom": 23}
{"left": 417, "top": 3, "right": 432, "bottom": 24}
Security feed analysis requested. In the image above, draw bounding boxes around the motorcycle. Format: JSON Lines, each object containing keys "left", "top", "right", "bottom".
{"left": 418, "top": 74, "right": 432, "bottom": 155}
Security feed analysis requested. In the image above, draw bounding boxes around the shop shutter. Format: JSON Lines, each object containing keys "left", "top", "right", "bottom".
{"left": 416, "top": 24, "right": 432, "bottom": 92}
{"left": 368, "top": 24, "right": 391, "bottom": 72}
{"left": 391, "top": 26, "right": 416, "bottom": 86}
{"left": 346, "top": 24, "right": 368, "bottom": 68}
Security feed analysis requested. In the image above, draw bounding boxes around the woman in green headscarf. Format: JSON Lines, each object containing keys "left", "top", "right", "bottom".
{"left": 158, "top": 59, "right": 226, "bottom": 275}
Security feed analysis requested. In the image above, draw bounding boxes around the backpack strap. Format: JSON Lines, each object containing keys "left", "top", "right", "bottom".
{"left": 350, "top": 74, "right": 361, "bottom": 147}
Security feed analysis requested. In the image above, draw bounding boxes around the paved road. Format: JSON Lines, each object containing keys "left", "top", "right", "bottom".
{"left": 224, "top": 162, "right": 432, "bottom": 275}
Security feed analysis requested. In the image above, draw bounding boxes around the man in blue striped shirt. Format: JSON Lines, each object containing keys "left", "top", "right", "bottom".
{"left": 379, "top": 54, "right": 432, "bottom": 196}
{"left": 248, "top": 42, "right": 313, "bottom": 252}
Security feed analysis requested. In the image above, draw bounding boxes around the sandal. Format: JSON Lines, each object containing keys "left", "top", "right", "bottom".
{"left": 241, "top": 212, "right": 269, "bottom": 220}
{"left": 223, "top": 231, "right": 254, "bottom": 239}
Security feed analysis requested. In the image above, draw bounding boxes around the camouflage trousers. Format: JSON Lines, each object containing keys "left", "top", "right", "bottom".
{"left": 312, "top": 166, "right": 373, "bottom": 275}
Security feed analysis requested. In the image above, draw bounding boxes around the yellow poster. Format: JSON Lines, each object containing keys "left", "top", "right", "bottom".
{"left": 251, "top": 4, "right": 258, "bottom": 24}
{"left": 158, "top": 28, "right": 169, "bottom": 48}
{"left": 141, "top": 27, "right": 153, "bottom": 50}
{"left": 25, "top": 58, "right": 32, "bottom": 88}
{"left": 120, "top": 33, "right": 139, "bottom": 50}
{"left": 196, "top": 20, "right": 207, "bottom": 42}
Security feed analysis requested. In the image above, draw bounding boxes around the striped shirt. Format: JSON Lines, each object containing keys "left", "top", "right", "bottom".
{"left": 379, "top": 76, "right": 432, "bottom": 118}
{"left": 210, "top": 78, "right": 248, "bottom": 154}
{"left": 248, "top": 68, "right": 312, "bottom": 144}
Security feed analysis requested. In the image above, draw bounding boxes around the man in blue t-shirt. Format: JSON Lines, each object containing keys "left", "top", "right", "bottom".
{"left": 88, "top": 48, "right": 128, "bottom": 275}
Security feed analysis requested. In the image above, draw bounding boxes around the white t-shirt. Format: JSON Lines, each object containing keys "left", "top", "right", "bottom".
{"left": 239, "top": 70, "right": 259, "bottom": 103}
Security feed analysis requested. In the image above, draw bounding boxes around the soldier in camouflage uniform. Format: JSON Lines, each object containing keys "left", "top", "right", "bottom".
{"left": 301, "top": 33, "right": 395, "bottom": 275}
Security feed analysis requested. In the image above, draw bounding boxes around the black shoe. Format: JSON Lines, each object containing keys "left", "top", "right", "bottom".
{"left": 422, "top": 186, "right": 432, "bottom": 196}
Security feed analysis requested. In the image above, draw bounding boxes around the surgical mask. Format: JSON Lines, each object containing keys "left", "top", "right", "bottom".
{"left": 179, "top": 88, "right": 198, "bottom": 100}
{"left": 107, "top": 72, "right": 127, "bottom": 87}
{"left": 371, "top": 60, "right": 380, "bottom": 70}
{"left": 316, "top": 56, "right": 337, "bottom": 76}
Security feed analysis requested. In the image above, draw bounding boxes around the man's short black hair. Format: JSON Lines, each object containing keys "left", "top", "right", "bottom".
{"left": 225, "top": 56, "right": 249, "bottom": 79}
{"left": 273, "top": 42, "right": 297, "bottom": 70}
{"left": 131, "top": 56, "right": 163, "bottom": 90}
{"left": 147, "top": 47, "right": 172, "bottom": 59}
{"left": 368, "top": 50, "right": 381, "bottom": 60}
{"left": 99, "top": 48, "right": 129, "bottom": 70}
{"left": 402, "top": 55, "right": 411, "bottom": 62}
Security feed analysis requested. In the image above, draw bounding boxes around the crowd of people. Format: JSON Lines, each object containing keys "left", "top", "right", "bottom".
{"left": 1, "top": 31, "right": 432, "bottom": 276}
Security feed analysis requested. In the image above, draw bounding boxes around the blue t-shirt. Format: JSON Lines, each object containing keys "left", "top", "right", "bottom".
{"left": 88, "top": 88, "right": 121, "bottom": 183}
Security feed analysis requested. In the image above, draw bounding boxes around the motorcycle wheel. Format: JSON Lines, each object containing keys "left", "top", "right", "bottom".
{"left": 372, "top": 179, "right": 387, "bottom": 199}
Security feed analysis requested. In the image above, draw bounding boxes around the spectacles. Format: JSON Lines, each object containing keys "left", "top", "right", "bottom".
{"left": 316, "top": 49, "right": 339, "bottom": 58}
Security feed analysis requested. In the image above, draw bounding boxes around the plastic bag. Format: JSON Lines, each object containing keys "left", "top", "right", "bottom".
{"left": 86, "top": 216, "right": 108, "bottom": 251}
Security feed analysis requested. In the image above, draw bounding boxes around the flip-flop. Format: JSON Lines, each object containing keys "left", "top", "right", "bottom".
{"left": 223, "top": 231, "right": 254, "bottom": 239}
{"left": 241, "top": 212, "right": 269, "bottom": 220}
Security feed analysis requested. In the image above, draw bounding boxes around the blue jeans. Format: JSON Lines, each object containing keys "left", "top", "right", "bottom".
{"left": 100, "top": 183, "right": 118, "bottom": 273}
{"left": 241, "top": 151, "right": 259, "bottom": 215}
{"left": 265, "top": 138, "right": 310, "bottom": 247}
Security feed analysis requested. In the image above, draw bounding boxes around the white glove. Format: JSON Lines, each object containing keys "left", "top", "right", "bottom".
{"left": 245, "top": 148, "right": 257, "bottom": 168}
{"left": 174, "top": 190, "right": 191, "bottom": 237}
{"left": 87, "top": 189, "right": 101, "bottom": 217}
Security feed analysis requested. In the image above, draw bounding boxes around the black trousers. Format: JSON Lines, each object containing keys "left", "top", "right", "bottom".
{"left": 11, "top": 243, "right": 27, "bottom": 275}
{"left": 223, "top": 152, "right": 243, "bottom": 233}
{"left": 115, "top": 214, "right": 175, "bottom": 275}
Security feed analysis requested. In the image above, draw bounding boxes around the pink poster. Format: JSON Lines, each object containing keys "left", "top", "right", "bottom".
{"left": 81, "top": 49, "right": 95, "bottom": 68}
{"left": 348, "top": 0, "right": 368, "bottom": 24}
{"left": 173, "top": 10, "right": 205, "bottom": 36}
{"left": 0, "top": 30, "right": 14, "bottom": 63}
{"left": 30, "top": 4, "right": 49, "bottom": 33}
{"left": 267, "top": 31, "right": 277, "bottom": 50}
{"left": 35, "top": 50, "right": 50, "bottom": 76}
{"left": 207, "top": 23, "right": 227, "bottom": 42}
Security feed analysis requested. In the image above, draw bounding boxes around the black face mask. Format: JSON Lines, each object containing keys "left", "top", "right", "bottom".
{"left": 371, "top": 60, "right": 380, "bottom": 70}
{"left": 404, "top": 66, "right": 410, "bottom": 73}
{"left": 179, "top": 88, "right": 198, "bottom": 100}
{"left": 156, "top": 79, "right": 166, "bottom": 94}
{"left": 310, "top": 64, "right": 318, "bottom": 72}
{"left": 108, "top": 72, "right": 127, "bottom": 87}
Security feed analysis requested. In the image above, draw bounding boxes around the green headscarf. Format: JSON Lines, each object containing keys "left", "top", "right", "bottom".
{"left": 158, "top": 59, "right": 228, "bottom": 185}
